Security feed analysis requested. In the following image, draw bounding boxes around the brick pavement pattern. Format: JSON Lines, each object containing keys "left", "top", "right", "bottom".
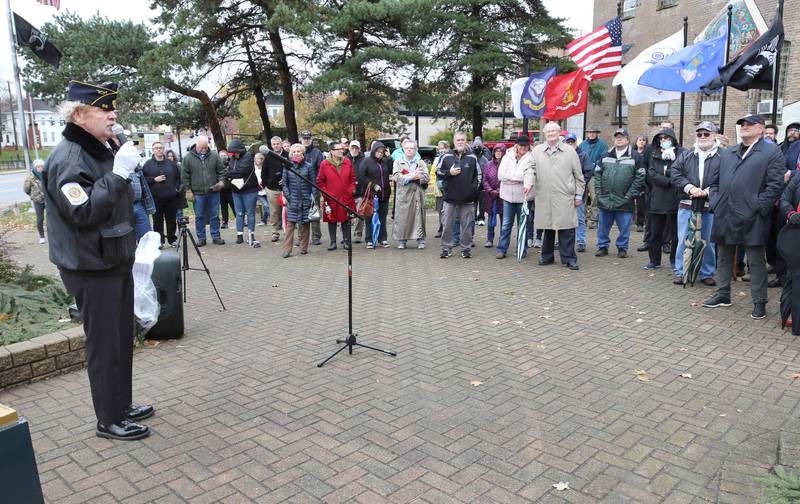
{"left": 3, "top": 216, "right": 800, "bottom": 503}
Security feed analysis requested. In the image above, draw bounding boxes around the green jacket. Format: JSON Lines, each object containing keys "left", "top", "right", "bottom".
{"left": 180, "top": 147, "right": 225, "bottom": 194}
{"left": 594, "top": 146, "right": 645, "bottom": 212}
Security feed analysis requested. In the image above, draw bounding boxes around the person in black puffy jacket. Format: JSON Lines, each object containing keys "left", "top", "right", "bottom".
{"left": 227, "top": 138, "right": 260, "bottom": 248}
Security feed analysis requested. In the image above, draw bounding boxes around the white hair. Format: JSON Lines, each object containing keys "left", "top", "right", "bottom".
{"left": 58, "top": 100, "right": 92, "bottom": 123}
{"left": 402, "top": 139, "right": 417, "bottom": 147}
{"left": 289, "top": 143, "right": 306, "bottom": 155}
{"left": 543, "top": 122, "right": 561, "bottom": 133}
{"left": 453, "top": 131, "right": 468, "bottom": 140}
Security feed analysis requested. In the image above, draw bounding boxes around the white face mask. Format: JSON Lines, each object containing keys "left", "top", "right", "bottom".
{"left": 660, "top": 140, "right": 673, "bottom": 150}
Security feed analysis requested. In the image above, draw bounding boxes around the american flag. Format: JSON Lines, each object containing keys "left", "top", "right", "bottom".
{"left": 36, "top": 0, "right": 61, "bottom": 9}
{"left": 566, "top": 16, "right": 622, "bottom": 81}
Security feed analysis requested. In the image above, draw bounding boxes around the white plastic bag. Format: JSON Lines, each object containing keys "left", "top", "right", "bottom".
{"left": 133, "top": 231, "right": 162, "bottom": 334}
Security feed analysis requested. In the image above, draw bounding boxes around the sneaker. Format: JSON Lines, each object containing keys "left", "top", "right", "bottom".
{"left": 435, "top": 230, "right": 442, "bottom": 238}
{"left": 643, "top": 262, "right": 660, "bottom": 270}
{"left": 538, "top": 259, "right": 554, "bottom": 265}
{"left": 751, "top": 303, "right": 767, "bottom": 319}
{"left": 312, "top": 239, "right": 322, "bottom": 246}
{"left": 38, "top": 237, "right": 46, "bottom": 244}
{"left": 256, "top": 221, "right": 265, "bottom": 226}
{"left": 702, "top": 293, "right": 732, "bottom": 308}
{"left": 220, "top": 222, "right": 229, "bottom": 229}
{"left": 327, "top": 243, "right": 337, "bottom": 251}
{"left": 294, "top": 239, "right": 300, "bottom": 246}
{"left": 236, "top": 234, "right": 244, "bottom": 244}
{"left": 417, "top": 241, "right": 426, "bottom": 249}
{"left": 440, "top": 249, "right": 451, "bottom": 259}
{"left": 212, "top": 238, "right": 226, "bottom": 245}
{"left": 461, "top": 249, "right": 471, "bottom": 259}
{"left": 527, "top": 238, "right": 534, "bottom": 248}
{"left": 741, "top": 273, "right": 752, "bottom": 282}
{"left": 197, "top": 239, "right": 207, "bottom": 247}
{"left": 496, "top": 252, "right": 506, "bottom": 259}
{"left": 252, "top": 241, "right": 261, "bottom": 248}
{"left": 617, "top": 249, "right": 628, "bottom": 258}
{"left": 398, "top": 242, "right": 406, "bottom": 249}
{"left": 366, "top": 242, "right": 375, "bottom": 249}
{"left": 595, "top": 248, "right": 608, "bottom": 257}
{"left": 636, "top": 225, "right": 644, "bottom": 232}
{"left": 271, "top": 234, "right": 280, "bottom": 242}
{"left": 636, "top": 244, "right": 649, "bottom": 252}
{"left": 577, "top": 243, "right": 586, "bottom": 253}
{"left": 476, "top": 220, "right": 485, "bottom": 226}
{"left": 484, "top": 241, "right": 493, "bottom": 248}
{"left": 673, "top": 275, "right": 684, "bottom": 285}
{"left": 533, "top": 239, "right": 542, "bottom": 248}
{"left": 353, "top": 235, "right": 363, "bottom": 244}
{"left": 381, "top": 241, "right": 389, "bottom": 248}
{"left": 567, "top": 263, "right": 579, "bottom": 271}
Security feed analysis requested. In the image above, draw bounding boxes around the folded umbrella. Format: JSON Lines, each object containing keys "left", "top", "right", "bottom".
{"left": 516, "top": 203, "right": 529, "bottom": 262}
{"left": 371, "top": 194, "right": 380, "bottom": 248}
{"left": 683, "top": 198, "right": 707, "bottom": 287}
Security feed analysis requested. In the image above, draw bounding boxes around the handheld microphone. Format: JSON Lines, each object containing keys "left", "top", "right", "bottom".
{"left": 111, "top": 123, "right": 127, "bottom": 144}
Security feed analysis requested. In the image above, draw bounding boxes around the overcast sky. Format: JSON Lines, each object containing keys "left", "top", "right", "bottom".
{"left": 0, "top": 0, "right": 594, "bottom": 93}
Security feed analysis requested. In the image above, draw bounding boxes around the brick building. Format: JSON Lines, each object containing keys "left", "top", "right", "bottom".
{"left": 588, "top": 0, "right": 796, "bottom": 145}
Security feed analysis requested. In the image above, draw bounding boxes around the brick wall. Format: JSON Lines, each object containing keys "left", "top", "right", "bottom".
{"left": 588, "top": 0, "right": 795, "bottom": 144}
{"left": 0, "top": 327, "right": 85, "bottom": 389}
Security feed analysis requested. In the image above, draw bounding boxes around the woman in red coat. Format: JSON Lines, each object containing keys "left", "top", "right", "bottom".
{"left": 317, "top": 141, "right": 356, "bottom": 250}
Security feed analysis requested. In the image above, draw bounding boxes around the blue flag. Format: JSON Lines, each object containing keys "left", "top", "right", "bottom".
{"left": 638, "top": 33, "right": 727, "bottom": 92}
{"left": 511, "top": 67, "right": 556, "bottom": 118}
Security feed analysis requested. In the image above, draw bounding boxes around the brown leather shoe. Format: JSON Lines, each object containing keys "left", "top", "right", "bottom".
{"left": 701, "top": 277, "right": 716, "bottom": 286}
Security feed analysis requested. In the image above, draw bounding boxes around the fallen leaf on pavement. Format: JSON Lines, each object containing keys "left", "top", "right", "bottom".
{"left": 679, "top": 348, "right": 688, "bottom": 351}
{"left": 719, "top": 414, "right": 727, "bottom": 417}
{"left": 737, "top": 291, "right": 746, "bottom": 297}
{"left": 143, "top": 340, "right": 160, "bottom": 347}
{"left": 538, "top": 315, "right": 551, "bottom": 319}
{"left": 553, "top": 481, "right": 570, "bottom": 491}
{"left": 492, "top": 320, "right": 501, "bottom": 325}
{"left": 635, "top": 318, "right": 644, "bottom": 323}
{"left": 58, "top": 318, "right": 71, "bottom": 323}
{"left": 470, "top": 380, "right": 483, "bottom": 387}
{"left": 634, "top": 369, "right": 650, "bottom": 382}
{"left": 680, "top": 373, "right": 693, "bottom": 379}
{"left": 790, "top": 373, "right": 800, "bottom": 380}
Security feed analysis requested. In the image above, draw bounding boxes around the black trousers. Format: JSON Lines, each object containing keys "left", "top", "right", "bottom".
{"left": 648, "top": 213, "right": 678, "bottom": 265}
{"left": 766, "top": 206, "right": 787, "bottom": 281}
{"left": 60, "top": 269, "right": 134, "bottom": 425}
{"left": 541, "top": 228, "right": 576, "bottom": 265}
{"left": 153, "top": 197, "right": 179, "bottom": 244}
{"left": 219, "top": 189, "right": 235, "bottom": 224}
{"left": 635, "top": 193, "right": 647, "bottom": 227}
{"left": 327, "top": 221, "right": 351, "bottom": 245}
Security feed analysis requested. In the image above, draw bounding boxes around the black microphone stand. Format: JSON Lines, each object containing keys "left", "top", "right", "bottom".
{"left": 264, "top": 151, "right": 397, "bottom": 367}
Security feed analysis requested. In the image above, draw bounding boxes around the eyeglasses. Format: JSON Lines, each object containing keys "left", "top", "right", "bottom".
{"left": 696, "top": 132, "right": 712, "bottom": 138}
{"left": 331, "top": 148, "right": 345, "bottom": 151}
{"left": 153, "top": 146, "right": 164, "bottom": 149}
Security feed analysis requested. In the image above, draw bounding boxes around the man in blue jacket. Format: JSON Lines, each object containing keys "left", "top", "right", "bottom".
{"left": 578, "top": 126, "right": 608, "bottom": 228}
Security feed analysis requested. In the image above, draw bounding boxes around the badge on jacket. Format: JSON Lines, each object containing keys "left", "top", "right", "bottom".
{"left": 61, "top": 182, "right": 89, "bottom": 206}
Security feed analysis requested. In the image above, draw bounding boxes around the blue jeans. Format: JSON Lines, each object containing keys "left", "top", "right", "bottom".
{"left": 497, "top": 201, "right": 529, "bottom": 254}
{"left": 576, "top": 202, "right": 587, "bottom": 246}
{"left": 257, "top": 194, "right": 270, "bottom": 224}
{"left": 133, "top": 202, "right": 152, "bottom": 242}
{"left": 597, "top": 209, "right": 633, "bottom": 251}
{"left": 194, "top": 192, "right": 221, "bottom": 241}
{"left": 674, "top": 208, "right": 716, "bottom": 279}
{"left": 487, "top": 200, "right": 500, "bottom": 242}
{"left": 233, "top": 190, "right": 258, "bottom": 233}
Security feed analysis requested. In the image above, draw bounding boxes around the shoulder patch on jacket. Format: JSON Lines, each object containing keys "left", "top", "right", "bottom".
{"left": 61, "top": 182, "right": 89, "bottom": 206}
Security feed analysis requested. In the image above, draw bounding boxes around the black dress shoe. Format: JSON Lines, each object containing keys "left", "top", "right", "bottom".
{"left": 538, "top": 259, "right": 554, "bottom": 265}
{"left": 636, "top": 244, "right": 648, "bottom": 252}
{"left": 567, "top": 263, "right": 579, "bottom": 270}
{"left": 96, "top": 420, "right": 150, "bottom": 441}
{"left": 212, "top": 238, "right": 226, "bottom": 245}
{"left": 327, "top": 243, "right": 337, "bottom": 251}
{"left": 617, "top": 249, "right": 627, "bottom": 258}
{"left": 595, "top": 248, "right": 608, "bottom": 257}
{"left": 125, "top": 404, "right": 155, "bottom": 422}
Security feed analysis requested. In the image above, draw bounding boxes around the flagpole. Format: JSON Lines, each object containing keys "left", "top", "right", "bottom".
{"left": 679, "top": 16, "right": 688, "bottom": 146}
{"left": 718, "top": 4, "right": 733, "bottom": 134}
{"left": 5, "top": 0, "right": 32, "bottom": 172}
{"left": 616, "top": 1, "right": 623, "bottom": 129}
{"left": 27, "top": 95, "right": 40, "bottom": 160}
{"left": 770, "top": 0, "right": 785, "bottom": 126}
{"left": 522, "top": 44, "right": 532, "bottom": 136}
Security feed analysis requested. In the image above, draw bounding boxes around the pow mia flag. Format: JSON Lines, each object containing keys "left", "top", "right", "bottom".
{"left": 702, "top": 12, "right": 783, "bottom": 93}
{"left": 13, "top": 12, "right": 62, "bottom": 69}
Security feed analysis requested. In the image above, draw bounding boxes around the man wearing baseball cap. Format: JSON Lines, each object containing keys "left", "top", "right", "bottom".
{"left": 670, "top": 121, "right": 722, "bottom": 286}
{"left": 593, "top": 128, "right": 646, "bottom": 258}
{"left": 703, "top": 114, "right": 785, "bottom": 320}
{"left": 578, "top": 125, "right": 608, "bottom": 229}
{"left": 43, "top": 80, "right": 154, "bottom": 440}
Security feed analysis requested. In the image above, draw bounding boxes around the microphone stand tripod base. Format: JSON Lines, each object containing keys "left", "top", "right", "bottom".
{"left": 317, "top": 333, "right": 398, "bottom": 368}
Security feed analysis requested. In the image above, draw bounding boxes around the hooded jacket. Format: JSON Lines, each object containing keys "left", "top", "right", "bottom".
{"left": 226, "top": 139, "right": 259, "bottom": 193}
{"left": 482, "top": 145, "right": 505, "bottom": 211}
{"left": 43, "top": 122, "right": 135, "bottom": 272}
{"left": 780, "top": 122, "right": 800, "bottom": 155}
{"left": 646, "top": 128, "right": 685, "bottom": 214}
{"left": 363, "top": 142, "right": 393, "bottom": 202}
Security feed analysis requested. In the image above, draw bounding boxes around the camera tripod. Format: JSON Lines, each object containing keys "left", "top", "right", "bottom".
{"left": 174, "top": 217, "right": 226, "bottom": 311}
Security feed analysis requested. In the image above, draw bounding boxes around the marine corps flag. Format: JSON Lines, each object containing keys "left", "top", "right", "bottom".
{"left": 13, "top": 13, "right": 61, "bottom": 69}
{"left": 543, "top": 70, "right": 589, "bottom": 120}
{"left": 702, "top": 12, "right": 784, "bottom": 92}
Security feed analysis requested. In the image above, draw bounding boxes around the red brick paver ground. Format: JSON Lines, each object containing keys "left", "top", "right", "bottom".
{"left": 3, "top": 216, "right": 798, "bottom": 503}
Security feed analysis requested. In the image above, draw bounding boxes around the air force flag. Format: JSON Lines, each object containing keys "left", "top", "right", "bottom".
{"left": 511, "top": 67, "right": 556, "bottom": 119}
{"left": 612, "top": 30, "right": 683, "bottom": 106}
{"left": 638, "top": 32, "right": 728, "bottom": 93}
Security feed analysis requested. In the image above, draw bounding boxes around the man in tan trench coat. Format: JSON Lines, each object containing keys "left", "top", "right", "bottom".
{"left": 524, "top": 122, "right": 585, "bottom": 270}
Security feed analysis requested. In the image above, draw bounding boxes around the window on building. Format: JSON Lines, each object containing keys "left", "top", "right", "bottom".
{"left": 658, "top": 0, "right": 678, "bottom": 8}
{"left": 623, "top": 0, "right": 640, "bottom": 18}
{"left": 750, "top": 41, "right": 790, "bottom": 118}
{"left": 615, "top": 93, "right": 629, "bottom": 123}
{"left": 651, "top": 102, "right": 670, "bottom": 122}
{"left": 699, "top": 91, "right": 722, "bottom": 120}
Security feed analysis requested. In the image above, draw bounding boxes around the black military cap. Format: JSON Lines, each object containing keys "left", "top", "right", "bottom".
{"left": 300, "top": 130, "right": 313, "bottom": 138}
{"left": 515, "top": 135, "right": 530, "bottom": 146}
{"left": 67, "top": 80, "right": 118, "bottom": 111}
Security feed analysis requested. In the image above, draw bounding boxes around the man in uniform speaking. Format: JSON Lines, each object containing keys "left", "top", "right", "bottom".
{"left": 43, "top": 80, "right": 154, "bottom": 440}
